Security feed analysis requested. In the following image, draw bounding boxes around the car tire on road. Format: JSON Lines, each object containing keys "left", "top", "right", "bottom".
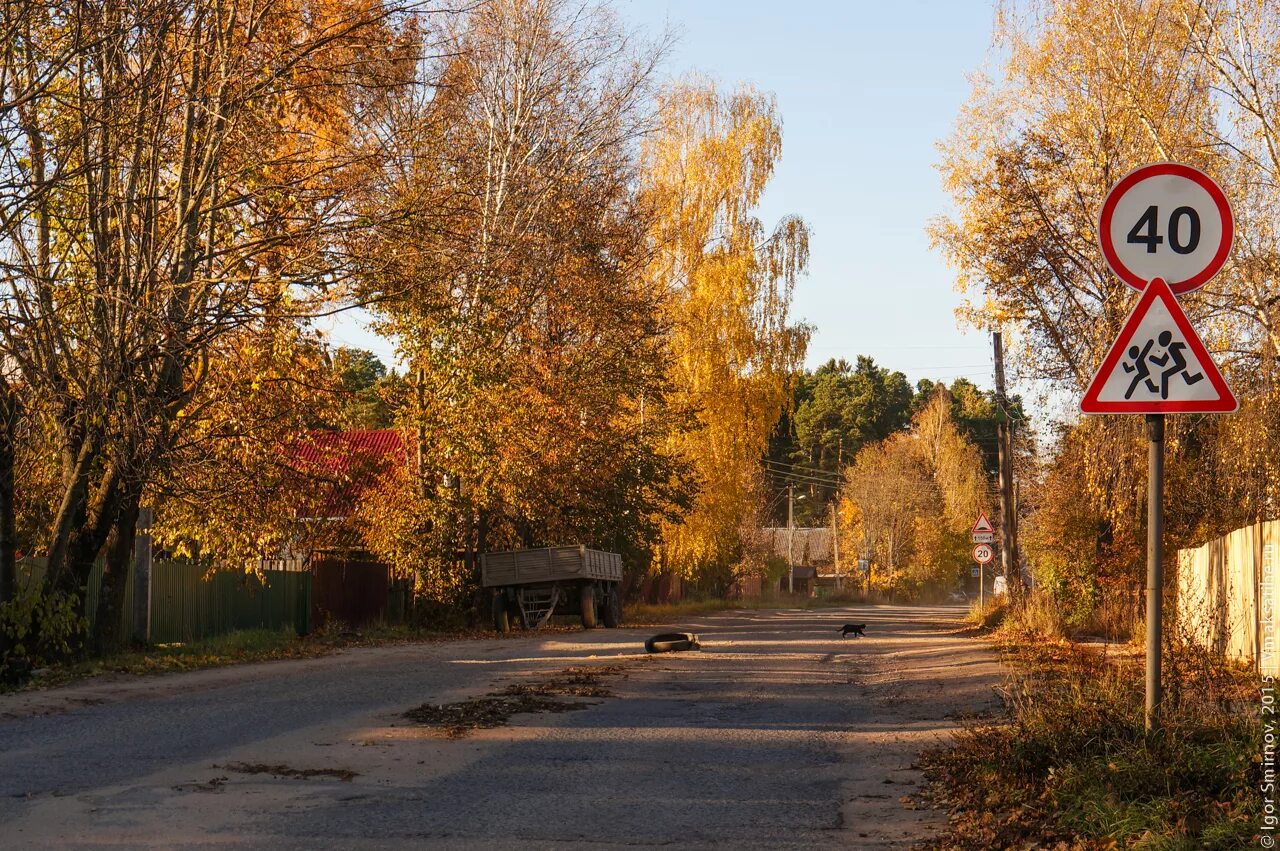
{"left": 644, "top": 632, "right": 699, "bottom": 653}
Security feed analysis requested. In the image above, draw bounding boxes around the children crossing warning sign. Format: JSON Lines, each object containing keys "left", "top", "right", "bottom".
{"left": 1080, "top": 277, "right": 1236, "bottom": 414}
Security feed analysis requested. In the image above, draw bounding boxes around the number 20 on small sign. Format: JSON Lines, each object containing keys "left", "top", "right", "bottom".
{"left": 1098, "top": 163, "right": 1233, "bottom": 295}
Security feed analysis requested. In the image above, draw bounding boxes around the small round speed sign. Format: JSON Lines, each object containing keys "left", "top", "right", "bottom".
{"left": 1098, "top": 162, "right": 1233, "bottom": 294}
{"left": 972, "top": 543, "right": 994, "bottom": 565}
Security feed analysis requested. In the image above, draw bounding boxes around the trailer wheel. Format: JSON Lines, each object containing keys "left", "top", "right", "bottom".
{"left": 601, "top": 583, "right": 622, "bottom": 628}
{"left": 492, "top": 591, "right": 511, "bottom": 634}
{"left": 579, "top": 583, "right": 598, "bottom": 629}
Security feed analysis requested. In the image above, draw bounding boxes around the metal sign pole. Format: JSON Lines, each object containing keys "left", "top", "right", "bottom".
{"left": 1145, "top": 413, "right": 1164, "bottom": 732}
{"left": 1088, "top": 163, "right": 1236, "bottom": 735}
{"left": 979, "top": 562, "right": 984, "bottom": 611}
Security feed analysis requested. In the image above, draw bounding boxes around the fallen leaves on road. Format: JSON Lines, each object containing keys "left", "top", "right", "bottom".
{"left": 172, "top": 775, "right": 228, "bottom": 793}
{"left": 498, "top": 664, "right": 626, "bottom": 699}
{"left": 220, "top": 762, "right": 358, "bottom": 782}
{"left": 404, "top": 664, "right": 628, "bottom": 737}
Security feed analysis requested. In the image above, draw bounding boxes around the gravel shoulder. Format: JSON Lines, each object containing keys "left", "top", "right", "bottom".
{"left": 0, "top": 604, "right": 1001, "bottom": 849}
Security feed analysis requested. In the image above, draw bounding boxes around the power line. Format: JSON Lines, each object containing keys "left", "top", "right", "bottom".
{"left": 764, "top": 471, "right": 840, "bottom": 486}
{"left": 763, "top": 465, "right": 842, "bottom": 487}
{"left": 763, "top": 458, "right": 842, "bottom": 480}
{"left": 764, "top": 470, "right": 841, "bottom": 489}
{"left": 765, "top": 471, "right": 838, "bottom": 489}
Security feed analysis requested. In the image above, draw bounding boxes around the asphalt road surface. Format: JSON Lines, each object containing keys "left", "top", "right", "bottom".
{"left": 0, "top": 605, "right": 1002, "bottom": 850}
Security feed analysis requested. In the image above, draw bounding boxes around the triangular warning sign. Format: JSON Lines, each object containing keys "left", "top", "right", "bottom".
{"left": 1081, "top": 278, "right": 1236, "bottom": 414}
{"left": 972, "top": 512, "right": 994, "bottom": 535}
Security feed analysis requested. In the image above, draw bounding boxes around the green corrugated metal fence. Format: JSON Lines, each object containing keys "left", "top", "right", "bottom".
{"left": 149, "top": 563, "right": 311, "bottom": 642}
{"left": 16, "top": 559, "right": 311, "bottom": 643}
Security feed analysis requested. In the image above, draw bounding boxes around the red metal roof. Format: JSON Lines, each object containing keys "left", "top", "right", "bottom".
{"left": 291, "top": 429, "right": 407, "bottom": 519}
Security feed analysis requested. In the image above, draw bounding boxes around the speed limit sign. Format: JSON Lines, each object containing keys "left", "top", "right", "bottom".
{"left": 972, "top": 543, "right": 994, "bottom": 565}
{"left": 1098, "top": 162, "right": 1233, "bottom": 295}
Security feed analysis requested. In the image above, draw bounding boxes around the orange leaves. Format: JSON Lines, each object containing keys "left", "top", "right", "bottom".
{"left": 348, "top": 0, "right": 688, "bottom": 582}
{"left": 150, "top": 325, "right": 343, "bottom": 570}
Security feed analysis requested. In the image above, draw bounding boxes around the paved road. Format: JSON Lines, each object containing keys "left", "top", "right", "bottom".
{"left": 0, "top": 605, "right": 1001, "bottom": 849}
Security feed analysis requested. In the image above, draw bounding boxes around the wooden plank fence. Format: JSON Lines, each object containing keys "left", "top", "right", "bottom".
{"left": 1177, "top": 520, "right": 1280, "bottom": 675}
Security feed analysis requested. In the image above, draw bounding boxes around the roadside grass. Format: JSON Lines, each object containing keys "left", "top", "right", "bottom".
{"left": 5, "top": 621, "right": 491, "bottom": 693}
{"left": 13, "top": 627, "right": 331, "bottom": 690}
{"left": 924, "top": 610, "right": 1259, "bottom": 849}
{"left": 962, "top": 597, "right": 1008, "bottom": 631}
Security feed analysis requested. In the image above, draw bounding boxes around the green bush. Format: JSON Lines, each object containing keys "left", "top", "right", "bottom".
{"left": 0, "top": 590, "right": 86, "bottom": 685}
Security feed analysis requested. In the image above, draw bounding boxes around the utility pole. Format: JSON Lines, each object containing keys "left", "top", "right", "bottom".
{"left": 834, "top": 436, "right": 843, "bottom": 591}
{"left": 787, "top": 485, "right": 794, "bottom": 595}
{"left": 131, "top": 506, "right": 153, "bottom": 646}
{"left": 831, "top": 501, "right": 840, "bottom": 591}
{"left": 993, "top": 331, "right": 1021, "bottom": 602}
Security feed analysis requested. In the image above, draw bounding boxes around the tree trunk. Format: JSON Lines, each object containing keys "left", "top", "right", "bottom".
{"left": 92, "top": 494, "right": 141, "bottom": 655}
{"left": 46, "top": 457, "right": 127, "bottom": 637}
{"left": 0, "top": 380, "right": 17, "bottom": 606}
{"left": 43, "top": 434, "right": 101, "bottom": 604}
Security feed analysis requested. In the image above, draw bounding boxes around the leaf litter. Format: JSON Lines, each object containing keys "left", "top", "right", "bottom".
{"left": 403, "top": 664, "right": 629, "bottom": 737}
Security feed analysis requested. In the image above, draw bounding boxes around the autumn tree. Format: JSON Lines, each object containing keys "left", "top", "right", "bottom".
{"left": 766, "top": 357, "right": 914, "bottom": 524}
{"left": 0, "top": 0, "right": 422, "bottom": 651}
{"left": 842, "top": 436, "right": 932, "bottom": 592}
{"left": 840, "top": 388, "right": 988, "bottom": 597}
{"left": 355, "top": 0, "right": 691, "bottom": 598}
{"left": 642, "top": 77, "right": 811, "bottom": 579}
{"left": 934, "top": 0, "right": 1280, "bottom": 616}
{"left": 149, "top": 326, "right": 346, "bottom": 572}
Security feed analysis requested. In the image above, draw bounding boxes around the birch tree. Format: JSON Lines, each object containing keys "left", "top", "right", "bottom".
{"left": 642, "top": 77, "right": 811, "bottom": 577}
{"left": 934, "top": 0, "right": 1280, "bottom": 614}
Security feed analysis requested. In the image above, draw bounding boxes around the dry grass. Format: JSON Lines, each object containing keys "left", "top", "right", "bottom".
{"left": 10, "top": 628, "right": 333, "bottom": 692}
{"left": 923, "top": 617, "right": 1259, "bottom": 849}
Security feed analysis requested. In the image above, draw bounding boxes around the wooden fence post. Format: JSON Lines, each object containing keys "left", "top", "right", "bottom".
{"left": 131, "top": 507, "right": 153, "bottom": 645}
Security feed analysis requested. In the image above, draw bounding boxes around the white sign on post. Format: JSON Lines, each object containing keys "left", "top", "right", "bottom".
{"left": 1098, "top": 162, "right": 1233, "bottom": 295}
{"left": 972, "top": 543, "right": 994, "bottom": 565}
{"left": 971, "top": 511, "right": 995, "bottom": 544}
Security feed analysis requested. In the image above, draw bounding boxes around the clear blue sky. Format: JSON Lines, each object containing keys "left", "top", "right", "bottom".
{"left": 326, "top": 0, "right": 1000, "bottom": 388}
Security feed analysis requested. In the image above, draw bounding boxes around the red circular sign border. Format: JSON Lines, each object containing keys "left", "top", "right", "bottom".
{"left": 1097, "top": 162, "right": 1233, "bottom": 295}
{"left": 972, "top": 544, "right": 993, "bottom": 564}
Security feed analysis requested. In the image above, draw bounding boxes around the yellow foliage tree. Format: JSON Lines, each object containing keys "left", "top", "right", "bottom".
{"left": 840, "top": 389, "right": 989, "bottom": 597}
{"left": 642, "top": 77, "right": 811, "bottom": 579}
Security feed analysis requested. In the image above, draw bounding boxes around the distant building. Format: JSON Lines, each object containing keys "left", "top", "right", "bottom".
{"left": 290, "top": 428, "right": 407, "bottom": 538}
{"left": 284, "top": 429, "right": 408, "bottom": 628}
{"left": 753, "top": 527, "right": 852, "bottom": 594}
